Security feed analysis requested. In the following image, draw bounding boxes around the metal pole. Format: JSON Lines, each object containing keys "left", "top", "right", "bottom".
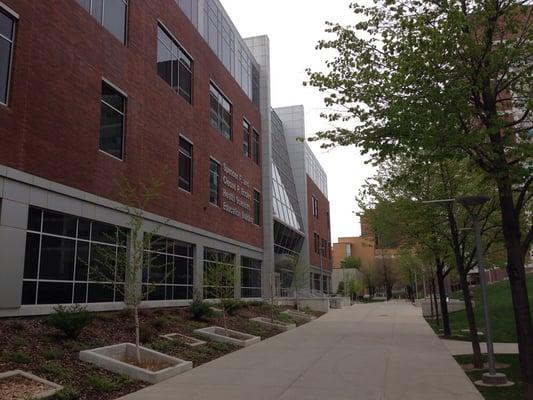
{"left": 343, "top": 264, "right": 347, "bottom": 297}
{"left": 473, "top": 215, "right": 496, "bottom": 375}
{"left": 414, "top": 270, "right": 419, "bottom": 300}
{"left": 319, "top": 247, "right": 324, "bottom": 294}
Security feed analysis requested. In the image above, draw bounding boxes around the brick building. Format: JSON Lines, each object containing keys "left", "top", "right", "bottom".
{"left": 0, "top": 0, "right": 331, "bottom": 315}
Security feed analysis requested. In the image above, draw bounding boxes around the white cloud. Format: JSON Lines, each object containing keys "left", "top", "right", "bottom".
{"left": 222, "top": 0, "right": 376, "bottom": 240}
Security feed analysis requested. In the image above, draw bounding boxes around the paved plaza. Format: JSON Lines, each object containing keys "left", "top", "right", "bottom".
{"left": 119, "top": 302, "right": 483, "bottom": 400}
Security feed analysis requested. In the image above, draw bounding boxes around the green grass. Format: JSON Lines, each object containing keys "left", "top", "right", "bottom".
{"left": 427, "top": 274, "right": 533, "bottom": 343}
{"left": 455, "top": 354, "right": 521, "bottom": 400}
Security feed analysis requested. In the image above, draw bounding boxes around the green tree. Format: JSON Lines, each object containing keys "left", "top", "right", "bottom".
{"left": 89, "top": 177, "right": 168, "bottom": 363}
{"left": 340, "top": 256, "right": 361, "bottom": 269}
{"left": 307, "top": 2, "right": 532, "bottom": 391}
{"left": 204, "top": 251, "right": 237, "bottom": 337}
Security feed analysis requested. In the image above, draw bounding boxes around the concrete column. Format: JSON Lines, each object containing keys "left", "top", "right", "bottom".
{"left": 0, "top": 179, "right": 30, "bottom": 309}
{"left": 245, "top": 35, "right": 275, "bottom": 300}
{"left": 234, "top": 252, "right": 242, "bottom": 299}
{"left": 194, "top": 243, "right": 205, "bottom": 299}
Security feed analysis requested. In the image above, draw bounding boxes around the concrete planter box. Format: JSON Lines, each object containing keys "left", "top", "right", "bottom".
{"left": 422, "top": 299, "right": 471, "bottom": 317}
{"left": 194, "top": 326, "right": 260, "bottom": 347}
{"left": 79, "top": 343, "right": 192, "bottom": 384}
{"left": 249, "top": 317, "right": 296, "bottom": 331}
{"left": 329, "top": 297, "right": 351, "bottom": 309}
{"left": 0, "top": 370, "right": 63, "bottom": 399}
{"left": 160, "top": 333, "right": 206, "bottom": 347}
{"left": 299, "top": 298, "right": 330, "bottom": 313}
{"left": 282, "top": 309, "right": 316, "bottom": 321}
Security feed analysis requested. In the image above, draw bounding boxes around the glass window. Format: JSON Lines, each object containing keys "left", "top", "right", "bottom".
{"left": 178, "top": 137, "right": 193, "bottom": 192}
{"left": 209, "top": 159, "right": 220, "bottom": 205}
{"left": 241, "top": 257, "right": 261, "bottom": 298}
{"left": 75, "top": 0, "right": 127, "bottom": 43}
{"left": 243, "top": 120, "right": 250, "bottom": 157}
{"left": 252, "top": 130, "right": 260, "bottom": 165}
{"left": 178, "top": 0, "right": 198, "bottom": 27}
{"left": 157, "top": 26, "right": 193, "bottom": 103}
{"left": 252, "top": 63, "right": 260, "bottom": 107}
{"left": 253, "top": 190, "right": 261, "bottom": 226}
{"left": 203, "top": 248, "right": 235, "bottom": 299}
{"left": 103, "top": 0, "right": 127, "bottom": 43}
{"left": 0, "top": 8, "right": 14, "bottom": 105}
{"left": 21, "top": 206, "right": 127, "bottom": 305}
{"left": 99, "top": 81, "right": 125, "bottom": 159}
{"left": 209, "top": 83, "right": 232, "bottom": 140}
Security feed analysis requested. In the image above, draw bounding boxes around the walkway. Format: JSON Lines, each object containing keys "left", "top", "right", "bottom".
{"left": 119, "top": 302, "right": 482, "bottom": 400}
{"left": 442, "top": 339, "right": 519, "bottom": 355}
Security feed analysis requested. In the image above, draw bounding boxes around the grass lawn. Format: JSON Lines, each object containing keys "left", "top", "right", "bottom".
{"left": 426, "top": 274, "right": 533, "bottom": 343}
{"left": 455, "top": 354, "right": 521, "bottom": 400}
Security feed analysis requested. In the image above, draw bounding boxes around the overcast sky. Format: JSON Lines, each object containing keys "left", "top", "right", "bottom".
{"left": 222, "top": 0, "right": 376, "bottom": 241}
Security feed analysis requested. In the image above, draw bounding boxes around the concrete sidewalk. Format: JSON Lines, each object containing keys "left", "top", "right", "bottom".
{"left": 119, "top": 302, "right": 482, "bottom": 400}
{"left": 442, "top": 339, "right": 519, "bottom": 355}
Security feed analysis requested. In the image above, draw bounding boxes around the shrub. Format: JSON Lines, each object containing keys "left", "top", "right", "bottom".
{"left": 221, "top": 299, "right": 245, "bottom": 316}
{"left": 46, "top": 305, "right": 93, "bottom": 339}
{"left": 13, "top": 336, "right": 26, "bottom": 349}
{"left": 151, "top": 317, "right": 169, "bottom": 331}
{"left": 139, "top": 325, "right": 155, "bottom": 343}
{"left": 149, "top": 339, "right": 175, "bottom": 353}
{"left": 84, "top": 373, "right": 123, "bottom": 393}
{"left": 190, "top": 298, "right": 213, "bottom": 320}
{"left": 50, "top": 387, "right": 80, "bottom": 400}
{"left": 3, "top": 350, "right": 32, "bottom": 364}
{"left": 43, "top": 347, "right": 65, "bottom": 360}
{"left": 9, "top": 319, "right": 26, "bottom": 331}
{"left": 39, "top": 361, "right": 70, "bottom": 380}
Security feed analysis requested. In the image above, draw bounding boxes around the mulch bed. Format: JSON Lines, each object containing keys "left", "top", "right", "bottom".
{"left": 0, "top": 375, "right": 52, "bottom": 400}
{"left": 0, "top": 303, "right": 320, "bottom": 400}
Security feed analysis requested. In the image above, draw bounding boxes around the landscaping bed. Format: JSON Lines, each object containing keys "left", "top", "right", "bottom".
{"left": 0, "top": 302, "right": 315, "bottom": 400}
{"left": 455, "top": 354, "right": 521, "bottom": 400}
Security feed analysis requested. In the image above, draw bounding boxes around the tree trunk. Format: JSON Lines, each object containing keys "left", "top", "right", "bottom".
{"left": 498, "top": 184, "right": 533, "bottom": 399}
{"left": 436, "top": 262, "right": 451, "bottom": 337}
{"left": 134, "top": 306, "right": 141, "bottom": 364}
{"left": 431, "top": 278, "right": 440, "bottom": 326}
{"left": 446, "top": 206, "right": 483, "bottom": 368}
{"left": 222, "top": 307, "right": 228, "bottom": 337}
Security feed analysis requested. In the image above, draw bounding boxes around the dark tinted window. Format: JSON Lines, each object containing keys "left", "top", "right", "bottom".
{"left": 253, "top": 190, "right": 261, "bottom": 225}
{"left": 0, "top": 9, "right": 14, "bottom": 105}
{"left": 103, "top": 0, "right": 127, "bottom": 43}
{"left": 157, "top": 26, "right": 193, "bottom": 104}
{"left": 243, "top": 120, "right": 250, "bottom": 157}
{"left": 178, "top": 137, "right": 193, "bottom": 192}
{"left": 209, "top": 159, "right": 220, "bottom": 205}
{"left": 99, "top": 82, "right": 125, "bottom": 159}
{"left": 209, "top": 84, "right": 232, "bottom": 140}
{"left": 76, "top": 0, "right": 127, "bottom": 44}
{"left": 252, "top": 130, "right": 260, "bottom": 165}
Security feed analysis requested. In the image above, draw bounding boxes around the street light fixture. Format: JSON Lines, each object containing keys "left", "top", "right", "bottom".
{"left": 423, "top": 196, "right": 509, "bottom": 386}
{"left": 456, "top": 196, "right": 509, "bottom": 386}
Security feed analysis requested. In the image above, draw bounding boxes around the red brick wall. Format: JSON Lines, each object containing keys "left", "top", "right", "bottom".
{"left": 306, "top": 176, "right": 332, "bottom": 270}
{"left": 0, "top": 0, "right": 263, "bottom": 248}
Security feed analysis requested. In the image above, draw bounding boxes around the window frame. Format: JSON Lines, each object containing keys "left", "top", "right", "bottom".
{"left": 209, "top": 157, "right": 220, "bottom": 206}
{"left": 0, "top": 3, "right": 18, "bottom": 107}
{"left": 209, "top": 82, "right": 232, "bottom": 140}
{"left": 312, "top": 196, "right": 319, "bottom": 218}
{"left": 99, "top": 79, "right": 126, "bottom": 161}
{"left": 243, "top": 119, "right": 251, "bottom": 157}
{"left": 75, "top": 0, "right": 128, "bottom": 44}
{"left": 253, "top": 189, "right": 261, "bottom": 226}
{"left": 178, "top": 135, "right": 193, "bottom": 193}
{"left": 156, "top": 22, "right": 194, "bottom": 104}
{"left": 252, "top": 129, "right": 260, "bottom": 165}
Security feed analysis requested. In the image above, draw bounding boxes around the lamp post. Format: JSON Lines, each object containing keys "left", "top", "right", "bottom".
{"left": 457, "top": 196, "right": 508, "bottom": 386}
{"left": 319, "top": 246, "right": 324, "bottom": 294}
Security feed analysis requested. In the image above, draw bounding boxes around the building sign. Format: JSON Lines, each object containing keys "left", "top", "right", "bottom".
{"left": 222, "top": 163, "right": 254, "bottom": 224}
